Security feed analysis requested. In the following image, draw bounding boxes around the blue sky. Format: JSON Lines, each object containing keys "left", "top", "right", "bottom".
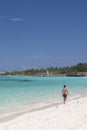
{"left": 0, "top": 0, "right": 87, "bottom": 71}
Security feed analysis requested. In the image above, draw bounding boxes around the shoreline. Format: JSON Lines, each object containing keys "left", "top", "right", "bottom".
{"left": 0, "top": 96, "right": 87, "bottom": 130}
{"left": 0, "top": 94, "right": 83, "bottom": 123}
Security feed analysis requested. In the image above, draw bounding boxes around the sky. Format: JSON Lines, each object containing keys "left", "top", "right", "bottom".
{"left": 0, "top": 0, "right": 87, "bottom": 71}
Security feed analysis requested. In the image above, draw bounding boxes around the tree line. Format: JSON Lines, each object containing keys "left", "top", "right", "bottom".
{"left": 4, "top": 63, "right": 87, "bottom": 76}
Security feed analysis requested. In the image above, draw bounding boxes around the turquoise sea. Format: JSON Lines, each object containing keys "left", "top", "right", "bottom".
{"left": 0, "top": 75, "right": 87, "bottom": 118}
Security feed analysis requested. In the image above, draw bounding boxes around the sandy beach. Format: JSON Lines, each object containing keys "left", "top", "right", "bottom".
{"left": 0, "top": 97, "right": 87, "bottom": 130}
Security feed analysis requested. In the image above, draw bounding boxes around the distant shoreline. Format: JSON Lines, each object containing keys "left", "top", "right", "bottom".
{"left": 1, "top": 73, "right": 87, "bottom": 77}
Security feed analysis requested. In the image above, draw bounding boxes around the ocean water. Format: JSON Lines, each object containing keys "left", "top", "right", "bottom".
{"left": 0, "top": 75, "right": 87, "bottom": 117}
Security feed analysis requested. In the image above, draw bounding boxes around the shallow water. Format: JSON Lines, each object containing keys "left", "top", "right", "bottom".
{"left": 0, "top": 75, "right": 87, "bottom": 116}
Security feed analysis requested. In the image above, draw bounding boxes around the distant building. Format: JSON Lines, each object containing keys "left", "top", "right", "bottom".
{"left": 47, "top": 70, "right": 49, "bottom": 75}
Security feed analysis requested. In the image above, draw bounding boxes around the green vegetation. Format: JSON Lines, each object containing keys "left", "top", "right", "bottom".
{"left": 3, "top": 63, "right": 87, "bottom": 76}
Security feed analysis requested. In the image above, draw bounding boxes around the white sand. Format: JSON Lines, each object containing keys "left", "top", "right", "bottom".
{"left": 0, "top": 97, "right": 87, "bottom": 130}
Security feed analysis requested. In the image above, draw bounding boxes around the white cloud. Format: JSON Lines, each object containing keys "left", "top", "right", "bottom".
{"left": 10, "top": 18, "right": 24, "bottom": 22}
{"left": 0, "top": 16, "right": 24, "bottom": 22}
{"left": 21, "top": 65, "right": 34, "bottom": 70}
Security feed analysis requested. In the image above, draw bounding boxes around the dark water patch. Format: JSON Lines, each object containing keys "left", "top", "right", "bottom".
{"left": 0, "top": 79, "right": 34, "bottom": 82}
